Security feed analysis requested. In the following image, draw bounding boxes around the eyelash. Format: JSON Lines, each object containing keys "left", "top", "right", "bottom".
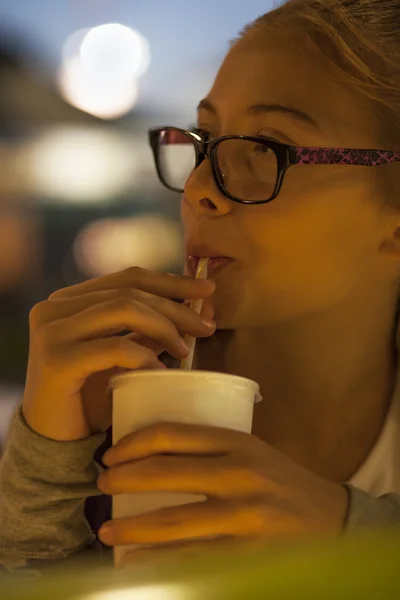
{"left": 187, "top": 124, "right": 288, "bottom": 146}
{"left": 187, "top": 123, "right": 211, "bottom": 139}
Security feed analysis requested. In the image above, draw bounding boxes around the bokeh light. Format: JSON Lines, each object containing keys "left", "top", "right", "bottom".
{"left": 59, "top": 56, "right": 139, "bottom": 120}
{"left": 85, "top": 584, "right": 186, "bottom": 600}
{"left": 74, "top": 215, "right": 182, "bottom": 276}
{"left": 26, "top": 128, "right": 136, "bottom": 203}
{"left": 59, "top": 23, "right": 150, "bottom": 119}
{"left": 62, "top": 28, "right": 91, "bottom": 63}
{"left": 80, "top": 24, "right": 150, "bottom": 82}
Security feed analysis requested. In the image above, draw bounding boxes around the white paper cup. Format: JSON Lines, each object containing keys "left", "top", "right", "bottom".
{"left": 110, "top": 369, "right": 261, "bottom": 566}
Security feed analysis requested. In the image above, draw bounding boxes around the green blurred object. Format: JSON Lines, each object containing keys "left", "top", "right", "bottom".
{"left": 2, "top": 528, "right": 400, "bottom": 600}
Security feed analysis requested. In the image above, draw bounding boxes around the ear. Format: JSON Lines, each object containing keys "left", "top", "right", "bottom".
{"left": 379, "top": 226, "right": 400, "bottom": 258}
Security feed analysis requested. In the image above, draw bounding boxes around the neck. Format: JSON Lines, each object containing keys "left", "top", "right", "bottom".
{"left": 196, "top": 297, "right": 399, "bottom": 483}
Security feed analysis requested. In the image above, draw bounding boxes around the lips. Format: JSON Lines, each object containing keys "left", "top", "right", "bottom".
{"left": 187, "top": 255, "right": 233, "bottom": 276}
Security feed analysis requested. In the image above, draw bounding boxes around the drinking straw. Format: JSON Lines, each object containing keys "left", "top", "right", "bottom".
{"left": 180, "top": 257, "right": 209, "bottom": 370}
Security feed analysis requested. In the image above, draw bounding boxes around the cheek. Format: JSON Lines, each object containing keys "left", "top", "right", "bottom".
{"left": 180, "top": 196, "right": 194, "bottom": 240}
{"left": 235, "top": 197, "right": 381, "bottom": 322}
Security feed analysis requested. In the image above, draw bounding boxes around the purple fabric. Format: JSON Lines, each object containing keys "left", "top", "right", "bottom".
{"left": 84, "top": 427, "right": 112, "bottom": 538}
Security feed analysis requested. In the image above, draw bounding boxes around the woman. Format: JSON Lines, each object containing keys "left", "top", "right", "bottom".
{"left": 1, "top": 0, "right": 400, "bottom": 570}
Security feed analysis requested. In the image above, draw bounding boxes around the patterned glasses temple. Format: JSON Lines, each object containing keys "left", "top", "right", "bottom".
{"left": 149, "top": 126, "right": 400, "bottom": 168}
{"left": 290, "top": 147, "right": 400, "bottom": 167}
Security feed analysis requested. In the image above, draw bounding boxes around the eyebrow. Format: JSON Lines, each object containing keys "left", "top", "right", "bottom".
{"left": 197, "top": 99, "right": 321, "bottom": 131}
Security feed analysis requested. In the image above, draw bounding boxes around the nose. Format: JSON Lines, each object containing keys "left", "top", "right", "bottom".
{"left": 183, "top": 157, "right": 233, "bottom": 217}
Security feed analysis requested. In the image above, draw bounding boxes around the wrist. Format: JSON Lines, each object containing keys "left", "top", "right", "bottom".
{"left": 22, "top": 404, "right": 91, "bottom": 442}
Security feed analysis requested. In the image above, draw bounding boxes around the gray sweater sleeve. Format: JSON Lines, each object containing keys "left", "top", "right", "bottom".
{"left": 0, "top": 407, "right": 106, "bottom": 570}
{"left": 343, "top": 483, "right": 400, "bottom": 529}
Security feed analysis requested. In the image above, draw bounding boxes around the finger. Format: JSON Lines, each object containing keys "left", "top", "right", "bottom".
{"left": 98, "top": 500, "right": 260, "bottom": 547}
{"left": 124, "top": 332, "right": 166, "bottom": 356}
{"left": 98, "top": 454, "right": 265, "bottom": 498}
{"left": 59, "top": 337, "right": 166, "bottom": 382}
{"left": 48, "top": 298, "right": 190, "bottom": 359}
{"left": 116, "top": 536, "right": 246, "bottom": 568}
{"left": 49, "top": 267, "right": 215, "bottom": 300}
{"left": 135, "top": 291, "right": 215, "bottom": 334}
{"left": 182, "top": 297, "right": 215, "bottom": 325}
{"left": 102, "top": 422, "right": 253, "bottom": 466}
{"left": 38, "top": 290, "right": 215, "bottom": 337}
{"left": 121, "top": 332, "right": 182, "bottom": 366}
{"left": 199, "top": 297, "right": 215, "bottom": 322}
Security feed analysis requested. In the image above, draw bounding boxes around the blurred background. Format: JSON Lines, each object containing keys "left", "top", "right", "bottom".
{"left": 0, "top": 0, "right": 273, "bottom": 448}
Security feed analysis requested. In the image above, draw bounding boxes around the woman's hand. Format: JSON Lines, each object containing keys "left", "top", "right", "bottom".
{"left": 22, "top": 268, "right": 216, "bottom": 441}
{"left": 97, "top": 423, "right": 349, "bottom": 565}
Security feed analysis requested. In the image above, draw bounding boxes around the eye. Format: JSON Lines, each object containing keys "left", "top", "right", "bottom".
{"left": 187, "top": 123, "right": 212, "bottom": 141}
{"left": 253, "top": 142, "right": 275, "bottom": 156}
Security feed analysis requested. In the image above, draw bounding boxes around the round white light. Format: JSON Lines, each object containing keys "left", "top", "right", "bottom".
{"left": 59, "top": 55, "right": 139, "bottom": 120}
{"left": 80, "top": 23, "right": 150, "bottom": 83}
{"left": 62, "top": 28, "right": 91, "bottom": 63}
{"left": 58, "top": 24, "right": 150, "bottom": 119}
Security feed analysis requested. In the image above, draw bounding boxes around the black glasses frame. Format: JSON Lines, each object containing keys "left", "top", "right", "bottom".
{"left": 148, "top": 126, "right": 400, "bottom": 205}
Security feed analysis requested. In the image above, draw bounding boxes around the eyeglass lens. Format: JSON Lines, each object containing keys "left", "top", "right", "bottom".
{"left": 157, "top": 129, "right": 278, "bottom": 202}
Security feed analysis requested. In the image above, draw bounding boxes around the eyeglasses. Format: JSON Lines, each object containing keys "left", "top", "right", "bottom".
{"left": 148, "top": 126, "right": 400, "bottom": 205}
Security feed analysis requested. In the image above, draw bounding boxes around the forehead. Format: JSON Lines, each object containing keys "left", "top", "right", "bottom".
{"left": 206, "top": 33, "right": 374, "bottom": 141}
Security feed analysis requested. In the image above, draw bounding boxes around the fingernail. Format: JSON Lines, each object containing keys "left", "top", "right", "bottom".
{"left": 98, "top": 523, "right": 113, "bottom": 543}
{"left": 200, "top": 318, "right": 216, "bottom": 330}
{"left": 178, "top": 337, "right": 190, "bottom": 354}
{"left": 102, "top": 451, "right": 112, "bottom": 466}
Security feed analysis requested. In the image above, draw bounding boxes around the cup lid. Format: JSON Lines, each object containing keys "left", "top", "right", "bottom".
{"left": 109, "top": 369, "right": 261, "bottom": 400}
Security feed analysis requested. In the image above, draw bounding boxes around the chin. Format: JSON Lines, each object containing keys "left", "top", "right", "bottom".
{"left": 209, "top": 273, "right": 280, "bottom": 329}
{"left": 211, "top": 290, "right": 247, "bottom": 330}
{"left": 211, "top": 288, "right": 294, "bottom": 329}
{"left": 214, "top": 309, "right": 261, "bottom": 330}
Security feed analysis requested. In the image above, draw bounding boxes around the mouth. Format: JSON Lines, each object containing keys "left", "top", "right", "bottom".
{"left": 186, "top": 255, "right": 233, "bottom": 277}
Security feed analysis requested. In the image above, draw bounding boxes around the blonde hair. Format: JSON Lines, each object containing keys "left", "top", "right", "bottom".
{"left": 237, "top": 0, "right": 400, "bottom": 207}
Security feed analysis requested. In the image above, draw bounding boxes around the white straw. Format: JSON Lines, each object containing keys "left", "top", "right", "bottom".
{"left": 180, "top": 258, "right": 209, "bottom": 370}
